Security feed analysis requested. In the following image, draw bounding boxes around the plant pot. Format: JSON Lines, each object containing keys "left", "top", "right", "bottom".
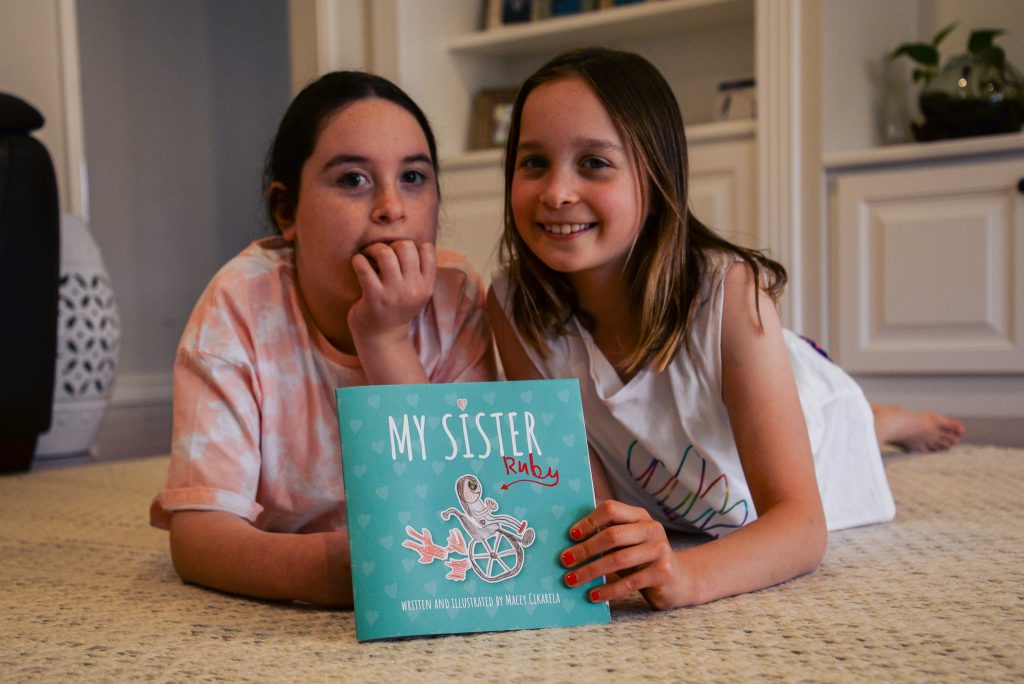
{"left": 913, "top": 53, "right": 1024, "bottom": 141}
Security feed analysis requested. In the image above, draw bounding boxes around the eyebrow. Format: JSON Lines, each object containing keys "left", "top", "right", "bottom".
{"left": 517, "top": 138, "right": 624, "bottom": 153}
{"left": 321, "top": 153, "right": 433, "bottom": 171}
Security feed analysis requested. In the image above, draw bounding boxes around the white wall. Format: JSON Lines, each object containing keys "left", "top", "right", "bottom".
{"left": 75, "top": 0, "right": 291, "bottom": 407}
{"left": 0, "top": 0, "right": 74, "bottom": 214}
{"left": 921, "top": 0, "right": 1024, "bottom": 71}
{"left": 820, "top": 0, "right": 920, "bottom": 153}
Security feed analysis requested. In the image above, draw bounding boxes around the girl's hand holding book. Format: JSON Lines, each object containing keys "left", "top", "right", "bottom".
{"left": 561, "top": 499, "right": 690, "bottom": 610}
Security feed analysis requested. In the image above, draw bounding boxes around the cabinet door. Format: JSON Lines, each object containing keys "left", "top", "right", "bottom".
{"left": 689, "top": 138, "right": 757, "bottom": 250}
{"left": 834, "top": 159, "right": 1024, "bottom": 373}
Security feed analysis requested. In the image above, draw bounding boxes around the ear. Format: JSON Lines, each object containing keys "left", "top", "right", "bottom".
{"left": 268, "top": 181, "right": 297, "bottom": 240}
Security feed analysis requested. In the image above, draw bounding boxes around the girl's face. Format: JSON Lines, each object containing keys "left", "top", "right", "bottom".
{"left": 511, "top": 76, "right": 646, "bottom": 284}
{"left": 279, "top": 97, "right": 438, "bottom": 312}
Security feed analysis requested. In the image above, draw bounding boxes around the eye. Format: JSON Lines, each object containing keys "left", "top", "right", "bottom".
{"left": 468, "top": 480, "right": 478, "bottom": 492}
{"left": 517, "top": 155, "right": 547, "bottom": 171}
{"left": 338, "top": 172, "right": 368, "bottom": 188}
{"left": 581, "top": 157, "right": 611, "bottom": 170}
{"left": 401, "top": 169, "right": 428, "bottom": 185}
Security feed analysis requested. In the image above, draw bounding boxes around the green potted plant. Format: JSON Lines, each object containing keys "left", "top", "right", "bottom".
{"left": 890, "top": 22, "right": 1023, "bottom": 141}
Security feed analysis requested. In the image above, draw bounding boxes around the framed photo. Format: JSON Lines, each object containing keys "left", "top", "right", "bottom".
{"left": 470, "top": 88, "right": 520, "bottom": 150}
{"left": 714, "top": 78, "right": 756, "bottom": 121}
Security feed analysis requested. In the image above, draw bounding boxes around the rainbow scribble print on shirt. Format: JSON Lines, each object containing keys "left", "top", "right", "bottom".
{"left": 336, "top": 379, "right": 610, "bottom": 641}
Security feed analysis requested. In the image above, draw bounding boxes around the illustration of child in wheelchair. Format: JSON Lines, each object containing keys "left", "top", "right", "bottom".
{"left": 441, "top": 474, "right": 535, "bottom": 583}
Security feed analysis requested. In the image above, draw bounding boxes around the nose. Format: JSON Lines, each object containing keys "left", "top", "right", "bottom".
{"left": 539, "top": 167, "right": 578, "bottom": 208}
{"left": 372, "top": 183, "right": 404, "bottom": 223}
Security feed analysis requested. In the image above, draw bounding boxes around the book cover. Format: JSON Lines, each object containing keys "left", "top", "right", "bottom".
{"left": 336, "top": 379, "right": 610, "bottom": 641}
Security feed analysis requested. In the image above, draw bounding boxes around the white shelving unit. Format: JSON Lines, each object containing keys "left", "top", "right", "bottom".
{"left": 446, "top": 0, "right": 753, "bottom": 57}
{"left": 817, "top": 1, "right": 1024, "bottom": 416}
{"left": 430, "top": 0, "right": 756, "bottom": 159}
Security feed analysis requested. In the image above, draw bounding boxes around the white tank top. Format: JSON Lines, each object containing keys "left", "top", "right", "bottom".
{"left": 492, "top": 260, "right": 894, "bottom": 536}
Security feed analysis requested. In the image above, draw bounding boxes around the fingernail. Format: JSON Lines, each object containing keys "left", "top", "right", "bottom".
{"left": 565, "top": 572, "right": 578, "bottom": 587}
{"left": 561, "top": 551, "right": 575, "bottom": 566}
{"left": 569, "top": 527, "right": 583, "bottom": 541}
{"left": 589, "top": 589, "right": 602, "bottom": 602}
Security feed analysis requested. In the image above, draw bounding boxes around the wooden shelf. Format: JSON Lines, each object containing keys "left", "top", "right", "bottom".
{"left": 447, "top": 0, "right": 752, "bottom": 58}
{"left": 824, "top": 131, "right": 1024, "bottom": 171}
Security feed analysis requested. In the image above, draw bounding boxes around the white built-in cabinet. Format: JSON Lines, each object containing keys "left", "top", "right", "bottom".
{"left": 827, "top": 134, "right": 1024, "bottom": 376}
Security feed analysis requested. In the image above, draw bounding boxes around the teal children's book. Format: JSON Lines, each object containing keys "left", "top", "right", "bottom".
{"left": 336, "top": 379, "right": 610, "bottom": 641}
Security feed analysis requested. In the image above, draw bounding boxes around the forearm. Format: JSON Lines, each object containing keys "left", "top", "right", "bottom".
{"left": 352, "top": 331, "right": 429, "bottom": 385}
{"left": 169, "top": 511, "right": 353, "bottom": 607}
{"left": 674, "top": 501, "right": 826, "bottom": 606}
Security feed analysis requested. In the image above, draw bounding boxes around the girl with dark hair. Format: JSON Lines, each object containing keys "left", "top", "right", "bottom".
{"left": 151, "top": 72, "right": 495, "bottom": 606}
{"left": 489, "top": 48, "right": 962, "bottom": 610}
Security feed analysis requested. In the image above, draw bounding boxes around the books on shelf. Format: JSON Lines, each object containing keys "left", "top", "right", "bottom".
{"left": 486, "top": 0, "right": 649, "bottom": 30}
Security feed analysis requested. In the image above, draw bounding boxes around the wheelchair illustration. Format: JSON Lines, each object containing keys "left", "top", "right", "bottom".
{"left": 441, "top": 474, "right": 534, "bottom": 583}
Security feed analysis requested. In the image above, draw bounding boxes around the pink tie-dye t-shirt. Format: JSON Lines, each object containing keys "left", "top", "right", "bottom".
{"left": 150, "top": 237, "right": 496, "bottom": 533}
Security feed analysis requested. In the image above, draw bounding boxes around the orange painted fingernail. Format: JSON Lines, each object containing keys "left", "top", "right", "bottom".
{"left": 561, "top": 551, "right": 575, "bottom": 566}
{"left": 569, "top": 527, "right": 583, "bottom": 541}
{"left": 565, "top": 572, "right": 578, "bottom": 587}
{"left": 589, "top": 589, "right": 602, "bottom": 602}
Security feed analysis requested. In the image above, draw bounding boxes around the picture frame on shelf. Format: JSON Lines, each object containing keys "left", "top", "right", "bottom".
{"left": 714, "top": 78, "right": 756, "bottom": 121}
{"left": 470, "top": 87, "right": 520, "bottom": 150}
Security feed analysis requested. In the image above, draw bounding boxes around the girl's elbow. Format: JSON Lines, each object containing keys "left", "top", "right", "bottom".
{"left": 167, "top": 527, "right": 201, "bottom": 585}
{"left": 167, "top": 512, "right": 221, "bottom": 586}
{"left": 802, "top": 512, "right": 828, "bottom": 573}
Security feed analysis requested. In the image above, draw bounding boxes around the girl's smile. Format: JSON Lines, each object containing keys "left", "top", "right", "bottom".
{"left": 512, "top": 76, "right": 646, "bottom": 283}
{"left": 536, "top": 222, "right": 596, "bottom": 236}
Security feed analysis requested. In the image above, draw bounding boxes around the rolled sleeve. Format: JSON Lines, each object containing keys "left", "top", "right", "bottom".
{"left": 150, "top": 348, "right": 264, "bottom": 529}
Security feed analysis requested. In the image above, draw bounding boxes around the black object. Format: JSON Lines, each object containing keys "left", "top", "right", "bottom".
{"left": 0, "top": 93, "right": 60, "bottom": 473}
{"left": 914, "top": 91, "right": 1024, "bottom": 141}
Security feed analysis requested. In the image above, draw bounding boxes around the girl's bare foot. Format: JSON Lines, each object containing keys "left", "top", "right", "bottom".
{"left": 871, "top": 404, "right": 965, "bottom": 453}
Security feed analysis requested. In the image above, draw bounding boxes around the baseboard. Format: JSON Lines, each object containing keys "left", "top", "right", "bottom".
{"left": 91, "top": 372, "right": 1023, "bottom": 459}
{"left": 111, "top": 372, "right": 173, "bottom": 407}
{"left": 853, "top": 374, "right": 1024, "bottom": 419}
{"left": 958, "top": 417, "right": 1024, "bottom": 449}
{"left": 94, "top": 400, "right": 172, "bottom": 460}
{"left": 96, "top": 372, "right": 173, "bottom": 459}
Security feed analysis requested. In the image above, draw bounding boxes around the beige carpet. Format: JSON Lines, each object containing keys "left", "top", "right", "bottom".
{"left": 2, "top": 445, "right": 1022, "bottom": 682}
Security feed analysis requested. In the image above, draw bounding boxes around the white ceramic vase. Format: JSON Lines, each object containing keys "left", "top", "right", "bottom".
{"left": 35, "top": 214, "right": 121, "bottom": 458}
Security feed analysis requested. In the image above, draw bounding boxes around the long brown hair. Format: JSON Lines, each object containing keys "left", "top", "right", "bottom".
{"left": 499, "top": 47, "right": 786, "bottom": 374}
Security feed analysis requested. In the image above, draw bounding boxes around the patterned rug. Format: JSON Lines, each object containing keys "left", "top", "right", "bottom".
{"left": 2, "top": 445, "right": 1022, "bottom": 681}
